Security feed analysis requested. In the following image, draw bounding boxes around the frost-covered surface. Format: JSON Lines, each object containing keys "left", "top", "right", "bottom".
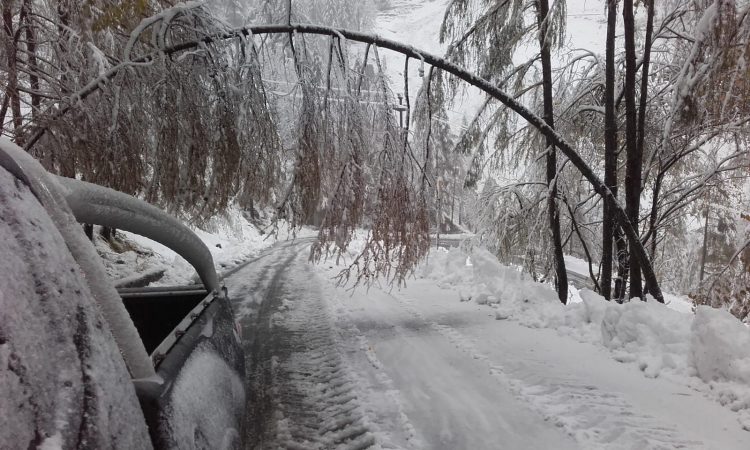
{"left": 0, "top": 166, "right": 151, "bottom": 449}
{"left": 165, "top": 347, "right": 246, "bottom": 449}
{"left": 232, "top": 242, "right": 387, "bottom": 449}
{"left": 0, "top": 138, "right": 154, "bottom": 379}
{"left": 300, "top": 241, "right": 750, "bottom": 448}
{"left": 417, "top": 246, "right": 750, "bottom": 433}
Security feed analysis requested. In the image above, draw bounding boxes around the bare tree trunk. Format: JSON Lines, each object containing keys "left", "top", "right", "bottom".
{"left": 83, "top": 223, "right": 94, "bottom": 241}
{"left": 699, "top": 193, "right": 711, "bottom": 283}
{"left": 55, "top": 0, "right": 73, "bottom": 176}
{"left": 601, "top": 0, "right": 618, "bottom": 300}
{"left": 537, "top": 0, "right": 568, "bottom": 304}
{"left": 22, "top": 0, "right": 40, "bottom": 120}
{"left": 638, "top": 0, "right": 656, "bottom": 297}
{"left": 3, "top": 2, "right": 25, "bottom": 145}
{"left": 645, "top": 164, "right": 664, "bottom": 262}
{"left": 613, "top": 226, "right": 629, "bottom": 302}
{"left": 451, "top": 178, "right": 455, "bottom": 225}
{"left": 0, "top": 94, "right": 9, "bottom": 127}
{"left": 100, "top": 226, "right": 116, "bottom": 242}
{"left": 623, "top": 0, "right": 643, "bottom": 299}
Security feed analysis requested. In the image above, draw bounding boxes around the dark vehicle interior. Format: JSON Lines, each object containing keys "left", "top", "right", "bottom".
{"left": 119, "top": 285, "right": 210, "bottom": 354}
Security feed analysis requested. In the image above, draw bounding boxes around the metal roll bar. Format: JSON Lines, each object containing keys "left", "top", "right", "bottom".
{"left": 0, "top": 137, "right": 222, "bottom": 379}
{"left": 55, "top": 176, "right": 220, "bottom": 294}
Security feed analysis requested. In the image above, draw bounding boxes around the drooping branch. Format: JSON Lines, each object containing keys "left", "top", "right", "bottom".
{"left": 323, "top": 36, "right": 334, "bottom": 111}
{"left": 421, "top": 66, "right": 434, "bottom": 191}
{"left": 563, "top": 195, "right": 601, "bottom": 293}
{"left": 23, "top": 22, "right": 666, "bottom": 302}
{"left": 403, "top": 56, "right": 410, "bottom": 153}
{"left": 356, "top": 43, "right": 371, "bottom": 96}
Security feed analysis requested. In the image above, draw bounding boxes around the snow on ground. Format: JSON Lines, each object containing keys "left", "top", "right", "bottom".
{"left": 311, "top": 244, "right": 750, "bottom": 448}
{"left": 565, "top": 255, "right": 697, "bottom": 314}
{"left": 230, "top": 236, "right": 750, "bottom": 449}
{"left": 412, "top": 247, "right": 750, "bottom": 433}
{"left": 231, "top": 241, "right": 390, "bottom": 449}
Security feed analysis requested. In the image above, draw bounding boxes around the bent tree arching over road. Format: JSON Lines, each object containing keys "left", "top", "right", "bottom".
{"left": 24, "top": 22, "right": 664, "bottom": 303}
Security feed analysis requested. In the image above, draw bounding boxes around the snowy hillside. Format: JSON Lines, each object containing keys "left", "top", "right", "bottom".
{"left": 375, "top": 0, "right": 613, "bottom": 131}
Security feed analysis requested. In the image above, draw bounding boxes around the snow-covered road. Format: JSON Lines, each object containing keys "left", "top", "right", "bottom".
{"left": 229, "top": 241, "right": 750, "bottom": 449}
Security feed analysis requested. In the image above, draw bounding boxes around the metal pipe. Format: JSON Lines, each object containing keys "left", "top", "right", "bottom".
{"left": 54, "top": 176, "right": 221, "bottom": 294}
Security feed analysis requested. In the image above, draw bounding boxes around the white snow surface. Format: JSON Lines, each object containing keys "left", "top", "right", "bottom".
{"left": 166, "top": 347, "right": 246, "bottom": 450}
{"left": 413, "top": 247, "right": 750, "bottom": 435}
{"left": 229, "top": 236, "right": 750, "bottom": 449}
{"left": 327, "top": 247, "right": 750, "bottom": 447}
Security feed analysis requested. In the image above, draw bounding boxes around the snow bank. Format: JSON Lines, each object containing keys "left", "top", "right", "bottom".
{"left": 419, "top": 247, "right": 562, "bottom": 327}
{"left": 691, "top": 306, "right": 750, "bottom": 386}
{"left": 599, "top": 300, "right": 691, "bottom": 378}
{"left": 690, "top": 306, "right": 750, "bottom": 429}
{"left": 417, "top": 246, "right": 750, "bottom": 426}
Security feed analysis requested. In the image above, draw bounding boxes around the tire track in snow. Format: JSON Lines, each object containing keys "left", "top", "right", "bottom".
{"left": 390, "top": 291, "right": 704, "bottom": 450}
{"left": 233, "top": 243, "right": 379, "bottom": 450}
{"left": 326, "top": 293, "right": 424, "bottom": 449}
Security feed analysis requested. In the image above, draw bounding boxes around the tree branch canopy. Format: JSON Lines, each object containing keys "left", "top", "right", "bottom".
{"left": 24, "top": 22, "right": 665, "bottom": 302}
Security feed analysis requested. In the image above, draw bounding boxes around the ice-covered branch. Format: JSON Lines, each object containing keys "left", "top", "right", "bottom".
{"left": 21, "top": 21, "right": 667, "bottom": 302}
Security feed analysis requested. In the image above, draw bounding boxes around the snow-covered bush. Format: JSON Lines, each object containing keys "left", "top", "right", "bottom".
{"left": 691, "top": 238, "right": 750, "bottom": 324}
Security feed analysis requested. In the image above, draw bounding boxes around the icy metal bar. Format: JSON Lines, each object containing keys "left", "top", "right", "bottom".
{"left": 54, "top": 176, "right": 221, "bottom": 294}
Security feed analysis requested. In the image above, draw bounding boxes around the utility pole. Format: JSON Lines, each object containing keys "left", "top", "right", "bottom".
{"left": 394, "top": 93, "right": 407, "bottom": 128}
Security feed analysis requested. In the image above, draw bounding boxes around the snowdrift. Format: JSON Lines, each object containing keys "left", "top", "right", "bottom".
{"left": 418, "top": 247, "right": 750, "bottom": 429}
